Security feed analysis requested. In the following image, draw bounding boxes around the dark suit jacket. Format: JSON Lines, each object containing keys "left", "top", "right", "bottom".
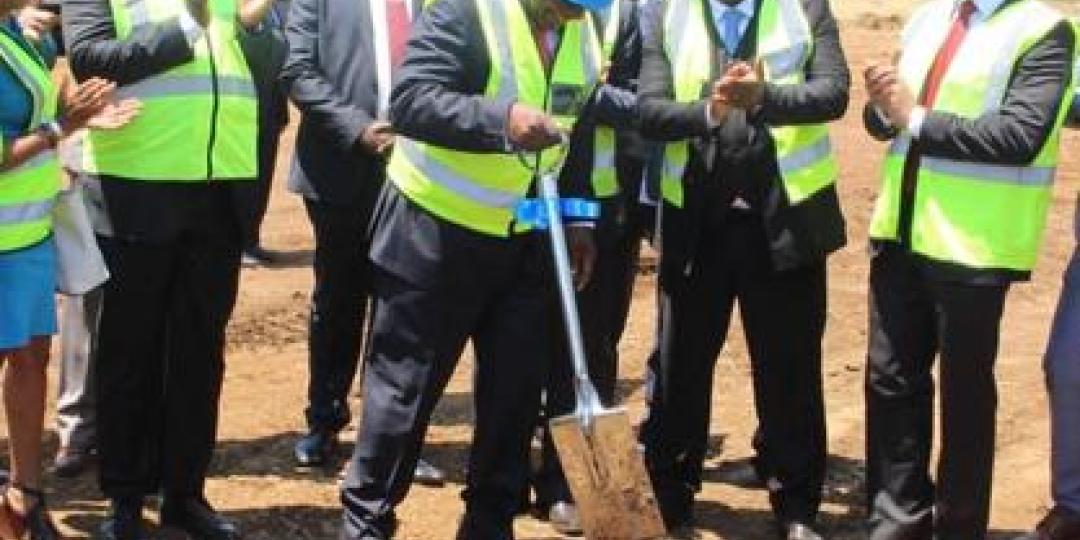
{"left": 241, "top": 0, "right": 290, "bottom": 132}
{"left": 863, "top": 0, "right": 1075, "bottom": 283}
{"left": 638, "top": 0, "right": 849, "bottom": 273}
{"left": 281, "top": 0, "right": 423, "bottom": 206}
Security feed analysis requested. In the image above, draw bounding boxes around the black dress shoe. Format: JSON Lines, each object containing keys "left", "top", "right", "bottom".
{"left": 160, "top": 497, "right": 240, "bottom": 540}
{"left": 782, "top": 521, "right": 824, "bottom": 540}
{"left": 295, "top": 429, "right": 337, "bottom": 467}
{"left": 413, "top": 459, "right": 446, "bottom": 487}
{"left": 97, "top": 498, "right": 147, "bottom": 540}
{"left": 52, "top": 447, "right": 93, "bottom": 478}
{"left": 547, "top": 501, "right": 582, "bottom": 536}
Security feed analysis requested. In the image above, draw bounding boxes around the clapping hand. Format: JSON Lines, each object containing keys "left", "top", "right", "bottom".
{"left": 87, "top": 99, "right": 142, "bottom": 130}
{"left": 717, "top": 59, "right": 766, "bottom": 110}
{"left": 62, "top": 78, "right": 117, "bottom": 133}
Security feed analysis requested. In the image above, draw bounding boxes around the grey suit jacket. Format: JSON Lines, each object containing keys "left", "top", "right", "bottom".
{"left": 281, "top": 0, "right": 422, "bottom": 206}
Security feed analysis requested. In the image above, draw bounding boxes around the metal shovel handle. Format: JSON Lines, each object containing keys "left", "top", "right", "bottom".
{"left": 539, "top": 172, "right": 604, "bottom": 432}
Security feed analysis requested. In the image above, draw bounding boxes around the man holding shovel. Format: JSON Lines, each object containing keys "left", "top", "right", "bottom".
{"left": 336, "top": 0, "right": 606, "bottom": 537}
{"left": 635, "top": 0, "right": 849, "bottom": 537}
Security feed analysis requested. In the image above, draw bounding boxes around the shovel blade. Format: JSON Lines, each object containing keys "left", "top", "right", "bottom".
{"left": 549, "top": 408, "right": 667, "bottom": 540}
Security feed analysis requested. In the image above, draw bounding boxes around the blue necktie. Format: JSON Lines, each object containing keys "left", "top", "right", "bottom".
{"left": 722, "top": 9, "right": 745, "bottom": 57}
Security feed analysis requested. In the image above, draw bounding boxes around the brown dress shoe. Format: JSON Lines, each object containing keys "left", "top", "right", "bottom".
{"left": 1018, "top": 507, "right": 1080, "bottom": 540}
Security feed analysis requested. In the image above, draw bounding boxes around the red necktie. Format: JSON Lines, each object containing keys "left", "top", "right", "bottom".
{"left": 920, "top": 0, "right": 977, "bottom": 107}
{"left": 387, "top": 0, "right": 411, "bottom": 72}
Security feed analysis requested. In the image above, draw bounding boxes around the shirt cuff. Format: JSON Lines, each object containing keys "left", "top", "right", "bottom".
{"left": 705, "top": 102, "right": 721, "bottom": 128}
{"left": 179, "top": 12, "right": 204, "bottom": 46}
{"left": 907, "top": 106, "right": 927, "bottom": 139}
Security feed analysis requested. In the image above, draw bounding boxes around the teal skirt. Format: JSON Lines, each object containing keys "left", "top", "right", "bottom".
{"left": 0, "top": 236, "right": 57, "bottom": 350}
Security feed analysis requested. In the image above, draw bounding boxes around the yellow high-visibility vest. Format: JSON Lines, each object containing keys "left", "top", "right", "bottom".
{"left": 869, "top": 0, "right": 1073, "bottom": 272}
{"left": 386, "top": 0, "right": 602, "bottom": 237}
{"left": 590, "top": 1, "right": 619, "bottom": 197}
{"left": 660, "top": 0, "right": 839, "bottom": 208}
{"left": 83, "top": 0, "right": 257, "bottom": 181}
{"left": 0, "top": 28, "right": 60, "bottom": 252}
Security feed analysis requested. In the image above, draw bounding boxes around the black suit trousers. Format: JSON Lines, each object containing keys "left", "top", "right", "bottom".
{"left": 302, "top": 195, "right": 379, "bottom": 432}
{"left": 865, "top": 246, "right": 1008, "bottom": 540}
{"left": 341, "top": 190, "right": 551, "bottom": 540}
{"left": 95, "top": 188, "right": 242, "bottom": 498}
{"left": 640, "top": 210, "right": 828, "bottom": 526}
{"left": 232, "top": 119, "right": 284, "bottom": 251}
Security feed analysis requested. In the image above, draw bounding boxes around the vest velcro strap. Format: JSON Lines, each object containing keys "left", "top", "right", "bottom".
{"left": 777, "top": 136, "right": 832, "bottom": 174}
{"left": 118, "top": 74, "right": 255, "bottom": 100}
{"left": 514, "top": 197, "right": 600, "bottom": 229}
{"left": 0, "top": 199, "right": 54, "bottom": 225}
{"left": 397, "top": 139, "right": 523, "bottom": 209}
{"left": 921, "top": 156, "right": 1055, "bottom": 187}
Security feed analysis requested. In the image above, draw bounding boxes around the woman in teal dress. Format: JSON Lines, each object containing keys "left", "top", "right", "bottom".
{"left": 0, "top": 1, "right": 119, "bottom": 537}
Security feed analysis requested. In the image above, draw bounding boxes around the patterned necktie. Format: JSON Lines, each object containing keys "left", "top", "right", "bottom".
{"left": 920, "top": 0, "right": 977, "bottom": 107}
{"left": 722, "top": 8, "right": 745, "bottom": 58}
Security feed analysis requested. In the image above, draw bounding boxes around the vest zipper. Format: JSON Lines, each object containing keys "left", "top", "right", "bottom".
{"left": 206, "top": 29, "right": 220, "bottom": 180}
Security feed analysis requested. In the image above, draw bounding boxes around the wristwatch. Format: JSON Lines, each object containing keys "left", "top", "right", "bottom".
{"left": 36, "top": 119, "right": 64, "bottom": 147}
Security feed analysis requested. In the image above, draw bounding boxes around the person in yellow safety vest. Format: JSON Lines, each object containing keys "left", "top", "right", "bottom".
{"left": 63, "top": 0, "right": 264, "bottom": 538}
{"left": 530, "top": 0, "right": 656, "bottom": 535}
{"left": 862, "top": 1, "right": 1076, "bottom": 539}
{"left": 336, "top": 0, "right": 607, "bottom": 536}
{"left": 635, "top": 0, "right": 849, "bottom": 537}
{"left": 0, "top": 2, "right": 118, "bottom": 538}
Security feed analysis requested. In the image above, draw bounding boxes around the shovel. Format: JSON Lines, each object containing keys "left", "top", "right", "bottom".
{"left": 538, "top": 170, "right": 667, "bottom": 540}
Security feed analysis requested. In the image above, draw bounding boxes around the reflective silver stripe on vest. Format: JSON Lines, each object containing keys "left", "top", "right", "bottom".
{"left": 580, "top": 24, "right": 598, "bottom": 84}
{"left": 117, "top": 75, "right": 255, "bottom": 100}
{"left": 777, "top": 136, "right": 831, "bottom": 173}
{"left": 126, "top": 0, "right": 151, "bottom": 28}
{"left": 662, "top": 146, "right": 686, "bottom": 180}
{"left": 0, "top": 199, "right": 54, "bottom": 226}
{"left": 889, "top": 135, "right": 1054, "bottom": 186}
{"left": 981, "top": 13, "right": 1046, "bottom": 110}
{"left": 483, "top": 0, "right": 518, "bottom": 104}
{"left": 595, "top": 149, "right": 615, "bottom": 169}
{"left": 665, "top": 0, "right": 691, "bottom": 66}
{"left": 888, "top": 135, "right": 911, "bottom": 157}
{"left": 764, "top": 0, "right": 812, "bottom": 80}
{"left": 397, "top": 139, "right": 523, "bottom": 209}
{"left": 921, "top": 156, "right": 1055, "bottom": 186}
